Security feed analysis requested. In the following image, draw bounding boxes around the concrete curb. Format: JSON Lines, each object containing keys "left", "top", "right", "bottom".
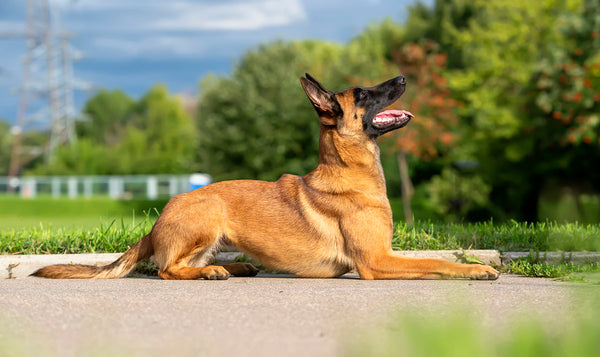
{"left": 1, "top": 253, "right": 122, "bottom": 279}
{"left": 2, "top": 250, "right": 598, "bottom": 279}
{"left": 1, "top": 250, "right": 500, "bottom": 279}
{"left": 501, "top": 251, "right": 600, "bottom": 266}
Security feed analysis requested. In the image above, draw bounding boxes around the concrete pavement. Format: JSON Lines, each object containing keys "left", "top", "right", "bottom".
{"left": 1, "top": 274, "right": 599, "bottom": 357}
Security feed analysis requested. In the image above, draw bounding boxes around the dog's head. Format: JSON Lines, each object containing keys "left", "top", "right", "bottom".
{"left": 300, "top": 73, "right": 412, "bottom": 138}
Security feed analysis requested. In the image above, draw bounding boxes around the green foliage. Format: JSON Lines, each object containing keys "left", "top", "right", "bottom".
{"left": 77, "top": 89, "right": 135, "bottom": 146}
{"left": 30, "top": 85, "right": 196, "bottom": 175}
{"left": 197, "top": 40, "right": 342, "bottom": 181}
{"left": 29, "top": 138, "right": 110, "bottom": 175}
{"left": 522, "top": 0, "right": 600, "bottom": 179}
{"left": 112, "top": 85, "right": 196, "bottom": 174}
{"left": 0, "top": 120, "right": 11, "bottom": 176}
{"left": 444, "top": 0, "right": 578, "bottom": 141}
{"left": 404, "top": 0, "right": 475, "bottom": 68}
{"left": 425, "top": 167, "right": 491, "bottom": 222}
{"left": 539, "top": 190, "right": 600, "bottom": 224}
{"left": 397, "top": 0, "right": 598, "bottom": 221}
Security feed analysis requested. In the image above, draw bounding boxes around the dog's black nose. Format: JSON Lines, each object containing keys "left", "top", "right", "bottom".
{"left": 398, "top": 76, "right": 406, "bottom": 85}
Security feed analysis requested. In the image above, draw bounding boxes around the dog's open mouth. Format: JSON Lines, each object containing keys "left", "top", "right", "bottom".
{"left": 372, "top": 110, "right": 414, "bottom": 129}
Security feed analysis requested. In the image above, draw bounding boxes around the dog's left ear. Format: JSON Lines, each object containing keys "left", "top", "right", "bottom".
{"left": 300, "top": 74, "right": 340, "bottom": 126}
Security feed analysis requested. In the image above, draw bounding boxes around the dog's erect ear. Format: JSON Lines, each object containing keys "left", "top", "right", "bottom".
{"left": 305, "top": 73, "right": 331, "bottom": 94}
{"left": 300, "top": 74, "right": 340, "bottom": 126}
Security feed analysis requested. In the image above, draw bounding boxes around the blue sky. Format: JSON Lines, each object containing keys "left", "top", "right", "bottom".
{"left": 0, "top": 0, "right": 431, "bottom": 127}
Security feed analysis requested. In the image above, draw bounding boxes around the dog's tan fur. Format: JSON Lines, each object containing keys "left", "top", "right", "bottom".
{"left": 32, "top": 74, "right": 499, "bottom": 281}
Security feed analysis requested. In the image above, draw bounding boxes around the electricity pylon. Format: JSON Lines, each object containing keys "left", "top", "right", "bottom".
{"left": 1, "top": 0, "right": 86, "bottom": 180}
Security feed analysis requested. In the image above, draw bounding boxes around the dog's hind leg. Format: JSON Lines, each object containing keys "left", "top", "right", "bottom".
{"left": 151, "top": 194, "right": 236, "bottom": 280}
{"left": 159, "top": 264, "right": 231, "bottom": 280}
{"left": 221, "top": 263, "right": 260, "bottom": 277}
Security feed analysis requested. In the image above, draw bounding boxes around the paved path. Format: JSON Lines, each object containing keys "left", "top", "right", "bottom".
{"left": 1, "top": 274, "right": 597, "bottom": 357}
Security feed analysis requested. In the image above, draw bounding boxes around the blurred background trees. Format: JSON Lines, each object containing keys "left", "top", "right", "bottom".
{"left": 196, "top": 40, "right": 342, "bottom": 181}
{"left": 2, "top": 0, "right": 598, "bottom": 223}
{"left": 29, "top": 85, "right": 195, "bottom": 175}
{"left": 0, "top": 120, "right": 11, "bottom": 176}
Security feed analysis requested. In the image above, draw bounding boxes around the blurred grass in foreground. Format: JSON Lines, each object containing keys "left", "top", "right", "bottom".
{"left": 347, "top": 301, "right": 600, "bottom": 357}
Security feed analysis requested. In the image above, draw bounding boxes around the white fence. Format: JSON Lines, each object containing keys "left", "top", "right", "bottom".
{"left": 0, "top": 174, "right": 211, "bottom": 200}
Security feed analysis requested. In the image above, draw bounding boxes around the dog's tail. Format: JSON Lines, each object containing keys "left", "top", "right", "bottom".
{"left": 31, "top": 234, "right": 154, "bottom": 279}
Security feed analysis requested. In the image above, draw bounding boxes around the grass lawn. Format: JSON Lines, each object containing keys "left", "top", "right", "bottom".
{"left": 0, "top": 195, "right": 165, "bottom": 230}
{"left": 1, "top": 196, "right": 600, "bottom": 253}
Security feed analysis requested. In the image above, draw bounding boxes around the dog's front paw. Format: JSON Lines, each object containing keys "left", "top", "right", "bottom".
{"left": 202, "top": 266, "right": 231, "bottom": 280}
{"left": 469, "top": 265, "right": 500, "bottom": 280}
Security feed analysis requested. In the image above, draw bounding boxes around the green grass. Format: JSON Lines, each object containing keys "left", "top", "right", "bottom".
{"left": 0, "top": 195, "right": 167, "bottom": 229}
{"left": 392, "top": 220, "right": 600, "bottom": 252}
{"left": 1, "top": 215, "right": 599, "bottom": 255}
{"left": 2, "top": 196, "right": 599, "bottom": 252}
{"left": 502, "top": 260, "right": 600, "bottom": 280}
{"left": 347, "top": 300, "right": 600, "bottom": 357}
{"left": 0, "top": 214, "right": 156, "bottom": 254}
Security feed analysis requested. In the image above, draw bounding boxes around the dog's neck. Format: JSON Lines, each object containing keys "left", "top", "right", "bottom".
{"left": 304, "top": 126, "right": 387, "bottom": 195}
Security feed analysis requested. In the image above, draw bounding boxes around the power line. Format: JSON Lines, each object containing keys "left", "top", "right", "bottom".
{"left": 1, "top": 0, "right": 89, "bottom": 181}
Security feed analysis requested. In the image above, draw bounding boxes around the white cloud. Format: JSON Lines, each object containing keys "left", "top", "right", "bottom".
{"left": 59, "top": 0, "right": 306, "bottom": 32}
{"left": 65, "top": 0, "right": 307, "bottom": 59}
{"left": 0, "top": 20, "right": 26, "bottom": 34}
{"left": 92, "top": 35, "right": 211, "bottom": 59}
{"left": 154, "top": 0, "right": 307, "bottom": 31}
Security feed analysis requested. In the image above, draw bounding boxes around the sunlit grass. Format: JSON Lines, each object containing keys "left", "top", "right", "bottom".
{"left": 2, "top": 218, "right": 599, "bottom": 255}
{"left": 0, "top": 213, "right": 157, "bottom": 254}
{"left": 503, "top": 260, "right": 600, "bottom": 280}
{"left": 0, "top": 195, "right": 167, "bottom": 229}
{"left": 393, "top": 220, "right": 600, "bottom": 252}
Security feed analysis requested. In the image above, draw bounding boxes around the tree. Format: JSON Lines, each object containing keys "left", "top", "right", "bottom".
{"left": 404, "top": 0, "right": 476, "bottom": 69}
{"left": 403, "top": 0, "right": 586, "bottom": 220}
{"left": 445, "top": 0, "right": 577, "bottom": 141}
{"left": 111, "top": 85, "right": 196, "bottom": 174}
{"left": 339, "top": 20, "right": 468, "bottom": 222}
{"left": 77, "top": 89, "right": 135, "bottom": 146}
{"left": 522, "top": 0, "right": 600, "bottom": 218}
{"left": 31, "top": 85, "right": 195, "bottom": 175}
{"left": 29, "top": 138, "right": 110, "bottom": 175}
{"left": 196, "top": 40, "right": 342, "bottom": 181}
{"left": 388, "top": 41, "right": 464, "bottom": 223}
{"left": 0, "top": 120, "right": 11, "bottom": 176}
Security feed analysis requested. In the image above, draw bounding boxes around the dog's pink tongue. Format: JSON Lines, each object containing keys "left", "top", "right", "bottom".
{"left": 376, "top": 110, "right": 414, "bottom": 119}
{"left": 372, "top": 109, "right": 414, "bottom": 128}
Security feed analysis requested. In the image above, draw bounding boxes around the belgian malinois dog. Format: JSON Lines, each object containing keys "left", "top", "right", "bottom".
{"left": 33, "top": 74, "right": 499, "bottom": 280}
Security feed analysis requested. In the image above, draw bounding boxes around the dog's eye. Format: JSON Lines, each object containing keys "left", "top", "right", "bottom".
{"left": 359, "top": 91, "right": 368, "bottom": 100}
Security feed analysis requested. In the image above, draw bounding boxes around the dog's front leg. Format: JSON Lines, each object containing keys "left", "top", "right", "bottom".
{"left": 341, "top": 214, "right": 499, "bottom": 280}
{"left": 355, "top": 251, "right": 499, "bottom": 280}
